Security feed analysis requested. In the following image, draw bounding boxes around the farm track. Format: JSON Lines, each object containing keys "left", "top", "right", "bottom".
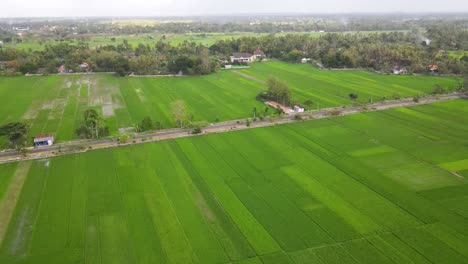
{"left": 232, "top": 71, "right": 266, "bottom": 84}
{"left": 0, "top": 93, "right": 465, "bottom": 164}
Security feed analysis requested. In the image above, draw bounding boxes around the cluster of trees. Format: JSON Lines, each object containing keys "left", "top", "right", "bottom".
{"left": 263, "top": 77, "right": 292, "bottom": 106}
{"left": 1, "top": 24, "right": 467, "bottom": 76}
{"left": 0, "top": 39, "right": 219, "bottom": 76}
{"left": 0, "top": 122, "right": 29, "bottom": 149}
{"left": 210, "top": 28, "right": 468, "bottom": 74}
{"left": 75, "top": 109, "right": 109, "bottom": 139}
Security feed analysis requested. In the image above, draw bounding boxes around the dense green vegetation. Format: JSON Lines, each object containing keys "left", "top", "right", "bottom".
{"left": 1, "top": 23, "right": 467, "bottom": 75}
{"left": 0, "top": 100, "right": 467, "bottom": 263}
{"left": 0, "top": 62, "right": 460, "bottom": 147}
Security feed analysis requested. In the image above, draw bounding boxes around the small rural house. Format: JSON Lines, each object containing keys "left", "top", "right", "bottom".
{"left": 253, "top": 49, "right": 265, "bottom": 59}
{"left": 293, "top": 105, "right": 305, "bottom": 113}
{"left": 58, "top": 65, "right": 67, "bottom": 74}
{"left": 230, "top": 53, "right": 255, "bottom": 63}
{"left": 34, "top": 134, "right": 54, "bottom": 147}
{"left": 393, "top": 66, "right": 408, "bottom": 75}
{"left": 429, "top": 64, "right": 439, "bottom": 73}
{"left": 301, "top": 58, "right": 311, "bottom": 64}
{"left": 79, "top": 62, "right": 90, "bottom": 71}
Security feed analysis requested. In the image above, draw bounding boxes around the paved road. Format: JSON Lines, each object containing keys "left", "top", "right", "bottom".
{"left": 0, "top": 93, "right": 465, "bottom": 163}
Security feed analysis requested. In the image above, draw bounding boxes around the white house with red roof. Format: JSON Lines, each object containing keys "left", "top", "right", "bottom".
{"left": 231, "top": 49, "right": 266, "bottom": 64}
{"left": 230, "top": 53, "right": 255, "bottom": 63}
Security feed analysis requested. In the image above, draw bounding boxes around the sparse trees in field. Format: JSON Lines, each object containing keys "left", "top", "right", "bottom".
{"left": 304, "top": 100, "right": 313, "bottom": 111}
{"left": 392, "top": 93, "right": 401, "bottom": 100}
{"left": 0, "top": 122, "right": 29, "bottom": 148}
{"left": 191, "top": 127, "right": 202, "bottom": 134}
{"left": 171, "top": 100, "right": 189, "bottom": 128}
{"left": 432, "top": 84, "right": 446, "bottom": 95}
{"left": 76, "top": 109, "right": 109, "bottom": 139}
{"left": 266, "top": 77, "right": 292, "bottom": 106}
{"left": 348, "top": 93, "right": 359, "bottom": 101}
{"left": 462, "top": 75, "right": 468, "bottom": 93}
{"left": 135, "top": 116, "right": 153, "bottom": 132}
{"left": 118, "top": 133, "right": 130, "bottom": 144}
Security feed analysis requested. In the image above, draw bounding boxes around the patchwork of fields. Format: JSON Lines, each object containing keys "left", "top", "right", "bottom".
{"left": 0, "top": 62, "right": 460, "bottom": 146}
{"left": 0, "top": 100, "right": 467, "bottom": 264}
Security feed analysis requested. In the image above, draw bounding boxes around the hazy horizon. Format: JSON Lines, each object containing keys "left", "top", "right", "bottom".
{"left": 1, "top": 0, "right": 468, "bottom": 18}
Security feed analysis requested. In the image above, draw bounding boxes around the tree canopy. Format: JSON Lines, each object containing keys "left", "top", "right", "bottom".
{"left": 266, "top": 77, "right": 292, "bottom": 106}
{"left": 76, "top": 109, "right": 109, "bottom": 139}
{"left": 171, "top": 100, "right": 189, "bottom": 128}
{"left": 0, "top": 122, "right": 29, "bottom": 148}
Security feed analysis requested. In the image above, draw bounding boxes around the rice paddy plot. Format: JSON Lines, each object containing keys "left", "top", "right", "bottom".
{"left": 0, "top": 100, "right": 467, "bottom": 263}
{"left": 0, "top": 62, "right": 460, "bottom": 147}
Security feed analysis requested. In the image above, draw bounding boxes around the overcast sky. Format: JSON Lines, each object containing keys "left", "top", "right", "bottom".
{"left": 1, "top": 0, "right": 468, "bottom": 17}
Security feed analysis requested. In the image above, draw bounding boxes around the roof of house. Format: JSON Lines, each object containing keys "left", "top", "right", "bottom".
{"left": 254, "top": 49, "right": 264, "bottom": 55}
{"left": 80, "top": 62, "right": 89, "bottom": 67}
{"left": 294, "top": 104, "right": 305, "bottom": 109}
{"left": 34, "top": 134, "right": 54, "bottom": 142}
{"left": 429, "top": 64, "right": 439, "bottom": 69}
{"left": 232, "top": 53, "right": 253, "bottom": 58}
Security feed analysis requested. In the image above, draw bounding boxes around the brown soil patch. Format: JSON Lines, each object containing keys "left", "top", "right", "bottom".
{"left": 232, "top": 71, "right": 266, "bottom": 84}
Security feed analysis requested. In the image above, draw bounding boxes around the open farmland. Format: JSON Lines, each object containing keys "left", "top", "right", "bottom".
{"left": 0, "top": 100, "right": 467, "bottom": 263}
{"left": 0, "top": 62, "right": 460, "bottom": 146}
{"left": 240, "top": 61, "right": 461, "bottom": 108}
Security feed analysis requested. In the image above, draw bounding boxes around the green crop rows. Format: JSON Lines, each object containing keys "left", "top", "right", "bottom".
{"left": 0, "top": 100, "right": 467, "bottom": 263}
{"left": 241, "top": 61, "right": 460, "bottom": 108}
{"left": 0, "top": 62, "right": 460, "bottom": 146}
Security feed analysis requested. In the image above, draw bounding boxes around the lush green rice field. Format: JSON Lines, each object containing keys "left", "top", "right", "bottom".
{"left": 241, "top": 61, "right": 460, "bottom": 108}
{"left": 0, "top": 100, "right": 467, "bottom": 263}
{"left": 0, "top": 62, "right": 460, "bottom": 145}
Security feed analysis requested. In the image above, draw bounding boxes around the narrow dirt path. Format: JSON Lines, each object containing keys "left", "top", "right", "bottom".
{"left": 0, "top": 161, "right": 32, "bottom": 247}
{"left": 232, "top": 71, "right": 266, "bottom": 85}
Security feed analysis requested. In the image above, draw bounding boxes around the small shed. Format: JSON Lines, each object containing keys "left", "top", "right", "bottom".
{"left": 34, "top": 134, "right": 54, "bottom": 147}
{"left": 79, "top": 62, "right": 89, "bottom": 69}
{"left": 58, "top": 65, "right": 67, "bottom": 74}
{"left": 301, "top": 58, "right": 311, "bottom": 64}
{"left": 293, "top": 105, "right": 305, "bottom": 113}
{"left": 393, "top": 66, "right": 408, "bottom": 75}
{"left": 429, "top": 64, "right": 439, "bottom": 73}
